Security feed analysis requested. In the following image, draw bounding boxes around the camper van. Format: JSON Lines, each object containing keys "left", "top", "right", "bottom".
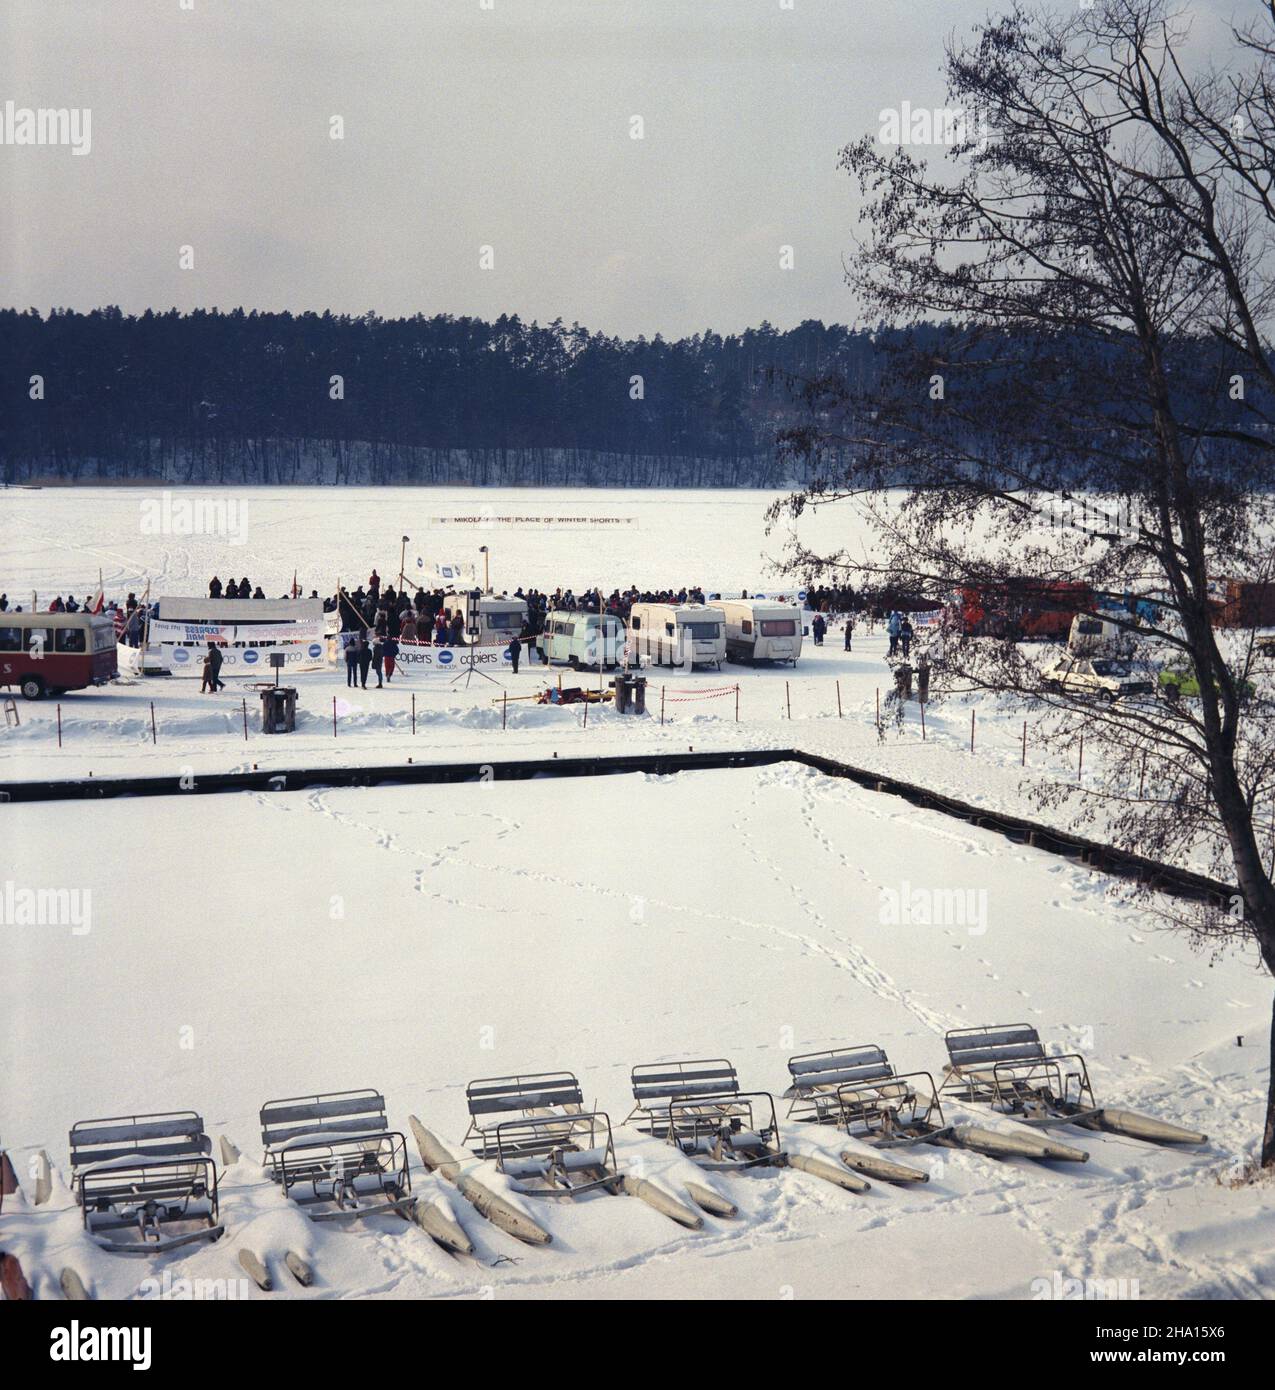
{"left": 0, "top": 611, "right": 118, "bottom": 699}
{"left": 627, "top": 603, "right": 726, "bottom": 669}
{"left": 462, "top": 592, "right": 529, "bottom": 647}
{"left": 720, "top": 600, "right": 803, "bottom": 665}
{"left": 1067, "top": 613, "right": 1135, "bottom": 657}
{"left": 536, "top": 610, "right": 626, "bottom": 669}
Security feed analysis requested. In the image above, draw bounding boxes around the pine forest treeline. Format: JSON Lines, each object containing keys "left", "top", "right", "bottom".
{"left": 0, "top": 308, "right": 883, "bottom": 488}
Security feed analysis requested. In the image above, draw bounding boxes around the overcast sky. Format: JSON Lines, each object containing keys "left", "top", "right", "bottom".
{"left": 0, "top": 0, "right": 1241, "bottom": 339}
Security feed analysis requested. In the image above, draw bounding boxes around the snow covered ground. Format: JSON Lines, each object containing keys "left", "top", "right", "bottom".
{"left": 2, "top": 766, "right": 1271, "bottom": 1300}
{"left": 2, "top": 486, "right": 1273, "bottom": 1300}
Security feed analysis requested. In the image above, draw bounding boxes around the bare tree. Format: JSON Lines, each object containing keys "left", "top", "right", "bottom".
{"left": 771, "top": 0, "right": 1275, "bottom": 1165}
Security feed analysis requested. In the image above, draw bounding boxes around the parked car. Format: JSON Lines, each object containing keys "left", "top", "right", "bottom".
{"left": 1041, "top": 654, "right": 1153, "bottom": 702}
{"left": 1158, "top": 662, "right": 1255, "bottom": 700}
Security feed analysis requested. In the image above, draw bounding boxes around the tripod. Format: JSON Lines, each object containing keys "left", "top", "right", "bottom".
{"left": 448, "top": 638, "right": 504, "bottom": 691}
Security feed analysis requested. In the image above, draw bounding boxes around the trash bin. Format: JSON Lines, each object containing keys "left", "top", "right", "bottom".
{"left": 613, "top": 673, "right": 647, "bottom": 714}
{"left": 894, "top": 663, "right": 913, "bottom": 701}
{"left": 260, "top": 686, "right": 297, "bottom": 733}
{"left": 916, "top": 659, "right": 930, "bottom": 704}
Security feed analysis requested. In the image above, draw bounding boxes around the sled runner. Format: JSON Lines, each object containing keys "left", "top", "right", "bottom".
{"left": 259, "top": 1089, "right": 412, "bottom": 1220}
{"left": 940, "top": 1024, "right": 1207, "bottom": 1146}
{"left": 69, "top": 1110, "right": 224, "bottom": 1253}
{"left": 784, "top": 1043, "right": 1088, "bottom": 1164}
{"left": 462, "top": 1071, "right": 622, "bottom": 1198}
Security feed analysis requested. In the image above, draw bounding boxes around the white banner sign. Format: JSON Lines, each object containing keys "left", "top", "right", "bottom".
{"left": 164, "top": 639, "right": 329, "bottom": 676}
{"left": 426, "top": 515, "right": 638, "bottom": 530}
{"left": 149, "top": 618, "right": 327, "bottom": 645}
{"left": 391, "top": 643, "right": 511, "bottom": 673}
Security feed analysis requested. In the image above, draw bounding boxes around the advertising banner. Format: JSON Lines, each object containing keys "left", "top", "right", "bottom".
{"left": 149, "top": 618, "right": 328, "bottom": 645}
{"left": 163, "top": 639, "right": 329, "bottom": 676}
{"left": 391, "top": 643, "right": 511, "bottom": 673}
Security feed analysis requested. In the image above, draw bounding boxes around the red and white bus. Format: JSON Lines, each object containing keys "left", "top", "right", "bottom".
{"left": 0, "top": 612, "right": 119, "bottom": 699}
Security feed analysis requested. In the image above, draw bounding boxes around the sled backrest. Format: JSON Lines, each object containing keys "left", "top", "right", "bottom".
{"left": 631, "top": 1059, "right": 740, "bottom": 1107}
{"left": 945, "top": 1025, "right": 1045, "bottom": 1072}
{"left": 70, "top": 1111, "right": 211, "bottom": 1171}
{"left": 466, "top": 1072, "right": 584, "bottom": 1120}
{"left": 787, "top": 1045, "right": 895, "bottom": 1093}
{"left": 260, "top": 1089, "right": 390, "bottom": 1151}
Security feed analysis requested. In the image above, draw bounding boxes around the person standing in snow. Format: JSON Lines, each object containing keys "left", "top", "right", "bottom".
{"left": 345, "top": 634, "right": 360, "bottom": 687}
{"left": 201, "top": 640, "right": 224, "bottom": 693}
{"left": 371, "top": 635, "right": 385, "bottom": 688}
{"left": 900, "top": 616, "right": 914, "bottom": 659}
{"left": 507, "top": 633, "right": 521, "bottom": 674}
{"left": 887, "top": 610, "right": 902, "bottom": 658}
{"left": 383, "top": 634, "right": 399, "bottom": 683}
{"left": 356, "top": 632, "right": 372, "bottom": 688}
{"left": 844, "top": 616, "right": 854, "bottom": 651}
{"left": 812, "top": 613, "right": 827, "bottom": 647}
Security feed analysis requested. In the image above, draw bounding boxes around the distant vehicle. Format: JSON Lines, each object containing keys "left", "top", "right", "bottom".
{"left": 1041, "top": 654, "right": 1153, "bottom": 702}
{"left": 719, "top": 600, "right": 802, "bottom": 665}
{"left": 1067, "top": 614, "right": 1135, "bottom": 657}
{"left": 1158, "top": 662, "right": 1256, "bottom": 700}
{"left": 627, "top": 603, "right": 726, "bottom": 669}
{"left": 0, "top": 611, "right": 118, "bottom": 699}
{"left": 1215, "top": 579, "right": 1275, "bottom": 629}
{"left": 461, "top": 592, "right": 529, "bottom": 647}
{"left": 957, "top": 580, "right": 1092, "bottom": 640}
{"left": 536, "top": 610, "right": 626, "bottom": 669}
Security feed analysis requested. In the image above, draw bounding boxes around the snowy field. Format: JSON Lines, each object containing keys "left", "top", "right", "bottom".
{"left": 3, "top": 765, "right": 1272, "bottom": 1300}
{"left": 2, "top": 486, "right": 1273, "bottom": 1300}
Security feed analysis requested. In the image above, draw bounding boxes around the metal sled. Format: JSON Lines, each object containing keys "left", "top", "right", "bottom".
{"left": 787, "top": 1045, "right": 945, "bottom": 1141}
{"left": 941, "top": 1024, "right": 1207, "bottom": 1146}
{"left": 628, "top": 1059, "right": 785, "bottom": 1171}
{"left": 785, "top": 1044, "right": 1090, "bottom": 1164}
{"left": 259, "top": 1089, "right": 412, "bottom": 1220}
{"left": 69, "top": 1111, "right": 223, "bottom": 1253}
{"left": 463, "top": 1071, "right": 622, "bottom": 1198}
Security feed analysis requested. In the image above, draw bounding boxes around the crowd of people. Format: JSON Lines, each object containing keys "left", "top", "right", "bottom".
{"left": 3, "top": 568, "right": 924, "bottom": 697}
{"left": 0, "top": 589, "right": 156, "bottom": 647}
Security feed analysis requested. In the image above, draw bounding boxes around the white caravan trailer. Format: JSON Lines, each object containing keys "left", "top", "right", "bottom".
{"left": 628, "top": 602, "right": 726, "bottom": 670}
{"left": 461, "top": 592, "right": 529, "bottom": 647}
{"left": 1067, "top": 613, "right": 1134, "bottom": 658}
{"left": 535, "top": 610, "right": 627, "bottom": 669}
{"left": 719, "top": 599, "right": 803, "bottom": 665}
